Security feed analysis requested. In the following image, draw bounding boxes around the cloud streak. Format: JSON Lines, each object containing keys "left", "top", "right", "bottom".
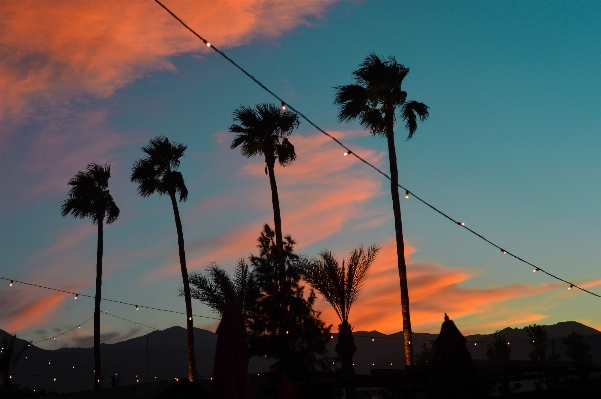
{"left": 0, "top": 0, "right": 336, "bottom": 127}
{"left": 312, "top": 239, "right": 563, "bottom": 334}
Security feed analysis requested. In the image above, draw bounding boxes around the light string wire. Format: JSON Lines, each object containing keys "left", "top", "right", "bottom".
{"left": 30, "top": 316, "right": 94, "bottom": 344}
{"left": 154, "top": 0, "right": 599, "bottom": 298}
{"left": 0, "top": 277, "right": 219, "bottom": 320}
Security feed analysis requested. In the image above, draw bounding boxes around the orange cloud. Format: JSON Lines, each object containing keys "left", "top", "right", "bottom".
{"left": 140, "top": 130, "right": 387, "bottom": 282}
{"left": 0, "top": 0, "right": 336, "bottom": 127}
{"left": 312, "top": 239, "right": 562, "bottom": 334}
{"left": 1, "top": 289, "right": 67, "bottom": 332}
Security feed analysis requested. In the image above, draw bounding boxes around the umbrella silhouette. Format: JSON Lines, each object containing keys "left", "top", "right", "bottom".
{"left": 430, "top": 314, "right": 488, "bottom": 398}
{"left": 210, "top": 302, "right": 251, "bottom": 399}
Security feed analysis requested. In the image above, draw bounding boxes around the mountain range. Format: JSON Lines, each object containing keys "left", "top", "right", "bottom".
{"left": 2, "top": 321, "right": 599, "bottom": 394}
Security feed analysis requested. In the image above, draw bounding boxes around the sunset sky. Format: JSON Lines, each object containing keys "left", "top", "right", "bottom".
{"left": 1, "top": 1, "right": 600, "bottom": 349}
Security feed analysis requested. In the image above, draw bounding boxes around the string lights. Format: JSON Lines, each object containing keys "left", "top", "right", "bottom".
{"left": 0, "top": 277, "right": 220, "bottom": 320}
{"left": 152, "top": 0, "right": 600, "bottom": 300}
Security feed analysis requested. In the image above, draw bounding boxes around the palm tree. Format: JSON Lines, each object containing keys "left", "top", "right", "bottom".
{"left": 61, "top": 163, "right": 119, "bottom": 389}
{"left": 302, "top": 245, "right": 379, "bottom": 399}
{"left": 0, "top": 335, "right": 30, "bottom": 392}
{"left": 334, "top": 53, "right": 429, "bottom": 365}
{"left": 130, "top": 136, "right": 195, "bottom": 382}
{"left": 186, "top": 260, "right": 259, "bottom": 323}
{"left": 229, "top": 103, "right": 299, "bottom": 284}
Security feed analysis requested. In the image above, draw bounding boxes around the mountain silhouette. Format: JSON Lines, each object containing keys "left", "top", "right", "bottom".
{"left": 2, "top": 321, "right": 598, "bottom": 393}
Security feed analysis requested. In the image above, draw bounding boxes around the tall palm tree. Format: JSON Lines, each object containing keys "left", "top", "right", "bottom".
{"left": 229, "top": 103, "right": 299, "bottom": 284}
{"left": 302, "top": 245, "right": 379, "bottom": 399}
{"left": 61, "top": 163, "right": 119, "bottom": 389}
{"left": 334, "top": 53, "right": 429, "bottom": 365}
{"left": 130, "top": 136, "right": 195, "bottom": 381}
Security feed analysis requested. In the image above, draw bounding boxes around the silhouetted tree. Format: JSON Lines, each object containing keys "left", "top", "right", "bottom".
{"left": 335, "top": 54, "right": 429, "bottom": 365}
{"left": 485, "top": 331, "right": 512, "bottom": 360}
{"left": 61, "top": 163, "right": 119, "bottom": 389}
{"left": 186, "top": 260, "right": 260, "bottom": 324}
{"left": 247, "top": 224, "right": 331, "bottom": 382}
{"left": 229, "top": 104, "right": 299, "bottom": 284}
{"left": 302, "top": 245, "right": 379, "bottom": 399}
{"left": 130, "top": 136, "right": 195, "bottom": 381}
{"left": 0, "top": 335, "right": 29, "bottom": 392}
{"left": 563, "top": 331, "right": 593, "bottom": 379}
{"left": 415, "top": 342, "right": 435, "bottom": 365}
{"left": 526, "top": 324, "right": 556, "bottom": 362}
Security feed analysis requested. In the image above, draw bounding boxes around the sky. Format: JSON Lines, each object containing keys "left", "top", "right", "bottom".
{"left": 1, "top": 0, "right": 600, "bottom": 350}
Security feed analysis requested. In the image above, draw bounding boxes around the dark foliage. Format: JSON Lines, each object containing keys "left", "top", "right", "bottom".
{"left": 485, "top": 331, "right": 512, "bottom": 361}
{"left": 526, "top": 324, "right": 557, "bottom": 362}
{"left": 563, "top": 331, "right": 593, "bottom": 378}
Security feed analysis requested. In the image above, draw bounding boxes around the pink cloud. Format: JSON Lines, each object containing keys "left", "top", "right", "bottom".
{"left": 0, "top": 0, "right": 336, "bottom": 127}
{"left": 312, "top": 239, "right": 563, "bottom": 334}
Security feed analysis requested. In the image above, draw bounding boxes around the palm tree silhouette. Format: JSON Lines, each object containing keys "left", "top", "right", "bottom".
{"left": 302, "top": 245, "right": 379, "bottom": 398}
{"left": 0, "top": 335, "right": 30, "bottom": 392}
{"left": 61, "top": 163, "right": 119, "bottom": 389}
{"left": 229, "top": 103, "right": 299, "bottom": 284}
{"left": 334, "top": 54, "right": 429, "bottom": 365}
{"left": 130, "top": 136, "right": 195, "bottom": 382}
{"left": 186, "top": 260, "right": 259, "bottom": 323}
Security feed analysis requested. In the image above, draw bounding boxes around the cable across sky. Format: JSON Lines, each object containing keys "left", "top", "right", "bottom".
{"left": 154, "top": 0, "right": 599, "bottom": 299}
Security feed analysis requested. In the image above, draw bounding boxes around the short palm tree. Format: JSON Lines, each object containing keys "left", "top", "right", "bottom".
{"left": 302, "top": 245, "right": 379, "bottom": 399}
{"left": 0, "top": 335, "right": 30, "bottom": 391}
{"left": 229, "top": 103, "right": 299, "bottom": 284}
{"left": 130, "top": 136, "right": 195, "bottom": 381}
{"left": 335, "top": 53, "right": 429, "bottom": 365}
{"left": 61, "top": 163, "right": 119, "bottom": 389}
{"left": 186, "top": 260, "right": 259, "bottom": 323}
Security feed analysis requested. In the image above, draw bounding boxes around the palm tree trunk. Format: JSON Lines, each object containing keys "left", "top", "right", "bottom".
{"left": 169, "top": 191, "right": 195, "bottom": 382}
{"left": 336, "top": 320, "right": 357, "bottom": 399}
{"left": 94, "top": 216, "right": 103, "bottom": 389}
{"left": 385, "top": 108, "right": 414, "bottom": 366}
{"left": 265, "top": 159, "right": 285, "bottom": 283}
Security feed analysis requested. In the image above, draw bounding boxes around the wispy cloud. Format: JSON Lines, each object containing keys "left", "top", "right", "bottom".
{"left": 0, "top": 0, "right": 337, "bottom": 127}
{"left": 313, "top": 239, "right": 563, "bottom": 334}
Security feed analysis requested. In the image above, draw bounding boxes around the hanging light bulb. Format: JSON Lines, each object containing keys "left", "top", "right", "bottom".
{"left": 474, "top": 342, "right": 477, "bottom": 346}
{"left": 204, "top": 40, "right": 211, "bottom": 47}
{"left": 458, "top": 222, "right": 465, "bottom": 227}
{"left": 405, "top": 190, "right": 409, "bottom": 199}
{"left": 188, "top": 316, "right": 192, "bottom": 321}
{"left": 136, "top": 305, "right": 139, "bottom": 311}
{"left": 53, "top": 337, "right": 55, "bottom": 340}
{"left": 343, "top": 150, "right": 352, "bottom": 156}
{"left": 54, "top": 378, "right": 57, "bottom": 382}
{"left": 74, "top": 294, "right": 78, "bottom": 300}
{"left": 78, "top": 325, "right": 81, "bottom": 329}
{"left": 9, "top": 280, "right": 13, "bottom": 286}
{"left": 371, "top": 337, "right": 375, "bottom": 342}
{"left": 533, "top": 268, "right": 538, "bottom": 273}
{"left": 281, "top": 102, "right": 287, "bottom": 111}
{"left": 330, "top": 335, "right": 334, "bottom": 339}
{"left": 568, "top": 284, "right": 573, "bottom": 290}
{"left": 501, "top": 249, "right": 507, "bottom": 255}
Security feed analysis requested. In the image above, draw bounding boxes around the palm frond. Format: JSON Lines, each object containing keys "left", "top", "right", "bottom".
{"left": 401, "top": 100, "right": 430, "bottom": 140}
{"left": 131, "top": 136, "right": 188, "bottom": 198}
{"left": 61, "top": 163, "right": 119, "bottom": 225}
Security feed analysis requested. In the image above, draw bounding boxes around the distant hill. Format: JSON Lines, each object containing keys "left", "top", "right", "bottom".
{"left": 2, "top": 321, "right": 599, "bottom": 393}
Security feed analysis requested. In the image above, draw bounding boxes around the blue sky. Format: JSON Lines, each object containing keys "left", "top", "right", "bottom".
{"left": 1, "top": 0, "right": 600, "bottom": 348}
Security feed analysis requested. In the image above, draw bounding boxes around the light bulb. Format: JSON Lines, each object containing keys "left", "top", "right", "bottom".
{"left": 205, "top": 42, "right": 211, "bottom": 47}
{"left": 474, "top": 342, "right": 477, "bottom": 346}
{"left": 568, "top": 284, "right": 573, "bottom": 290}
{"left": 78, "top": 326, "right": 81, "bottom": 329}
{"left": 330, "top": 335, "right": 334, "bottom": 339}
{"left": 405, "top": 190, "right": 409, "bottom": 199}
{"left": 53, "top": 337, "right": 55, "bottom": 340}
{"left": 136, "top": 305, "right": 139, "bottom": 311}
{"left": 507, "top": 342, "right": 510, "bottom": 345}
{"left": 371, "top": 337, "right": 375, "bottom": 342}
{"left": 188, "top": 316, "right": 192, "bottom": 321}
{"left": 54, "top": 378, "right": 57, "bottom": 382}
{"left": 74, "top": 294, "right": 78, "bottom": 300}
{"left": 9, "top": 280, "right": 13, "bottom": 286}
{"left": 458, "top": 222, "right": 465, "bottom": 227}
{"left": 533, "top": 268, "right": 538, "bottom": 273}
{"left": 501, "top": 249, "right": 507, "bottom": 255}
{"left": 281, "top": 102, "right": 287, "bottom": 111}
{"left": 343, "top": 151, "right": 350, "bottom": 156}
